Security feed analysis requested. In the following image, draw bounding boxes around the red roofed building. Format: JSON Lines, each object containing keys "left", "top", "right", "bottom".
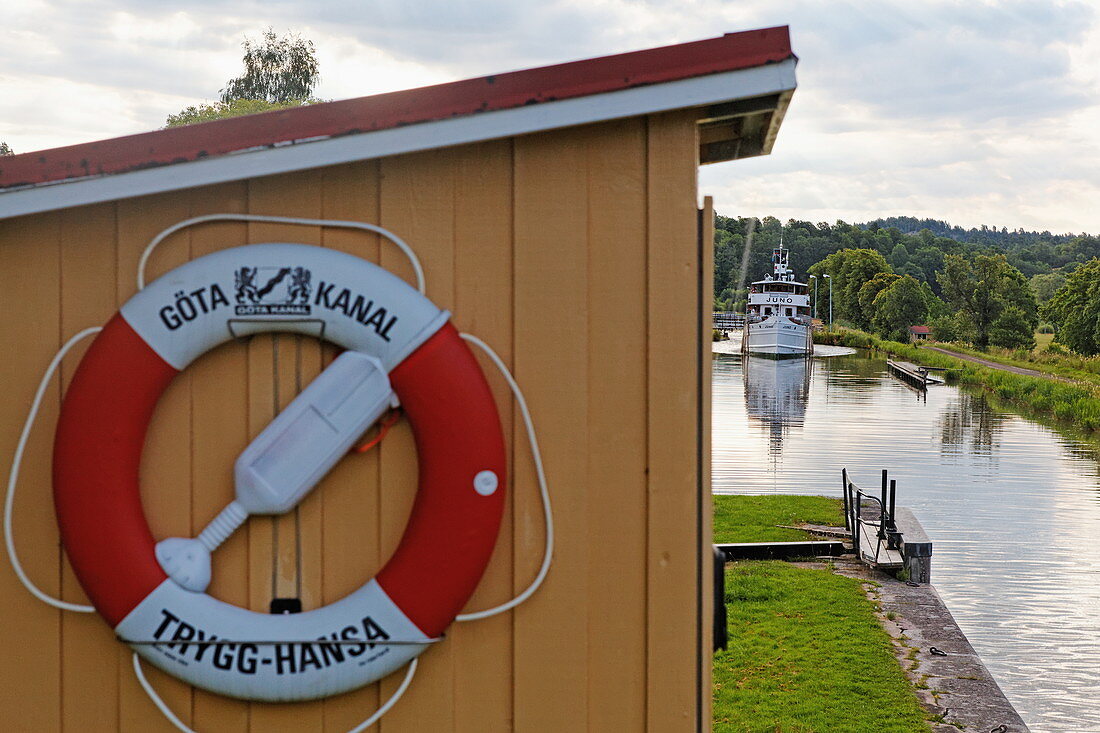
{"left": 0, "top": 29, "right": 796, "bottom": 731}
{"left": 910, "top": 325, "right": 932, "bottom": 341}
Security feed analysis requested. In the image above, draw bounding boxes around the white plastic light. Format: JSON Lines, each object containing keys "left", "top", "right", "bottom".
{"left": 235, "top": 351, "right": 396, "bottom": 514}
{"left": 156, "top": 351, "right": 397, "bottom": 592}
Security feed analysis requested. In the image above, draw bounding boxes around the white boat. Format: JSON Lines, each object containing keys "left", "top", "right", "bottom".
{"left": 742, "top": 244, "right": 813, "bottom": 357}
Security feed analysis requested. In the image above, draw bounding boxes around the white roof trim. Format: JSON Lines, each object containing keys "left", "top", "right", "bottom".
{"left": 0, "top": 59, "right": 795, "bottom": 221}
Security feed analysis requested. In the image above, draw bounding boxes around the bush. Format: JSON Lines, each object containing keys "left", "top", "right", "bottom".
{"left": 929, "top": 312, "right": 976, "bottom": 344}
{"left": 928, "top": 315, "right": 957, "bottom": 342}
{"left": 989, "top": 306, "right": 1036, "bottom": 350}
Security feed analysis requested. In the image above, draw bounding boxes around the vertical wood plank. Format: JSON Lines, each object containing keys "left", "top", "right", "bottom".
{"left": 645, "top": 110, "right": 701, "bottom": 732}
{"left": 115, "top": 194, "right": 196, "bottom": 731}
{"left": 450, "top": 139, "right": 515, "bottom": 733}
{"left": 582, "top": 119, "right": 649, "bottom": 732}
{"left": 377, "top": 149, "right": 457, "bottom": 732}
{"left": 0, "top": 213, "right": 62, "bottom": 732}
{"left": 187, "top": 182, "right": 253, "bottom": 732}
{"left": 317, "top": 160, "right": 387, "bottom": 732}
{"left": 246, "top": 170, "right": 326, "bottom": 732}
{"left": 698, "top": 196, "right": 715, "bottom": 731}
{"left": 2, "top": 116, "right": 710, "bottom": 732}
{"left": 513, "top": 128, "right": 590, "bottom": 732}
{"left": 56, "top": 203, "right": 127, "bottom": 732}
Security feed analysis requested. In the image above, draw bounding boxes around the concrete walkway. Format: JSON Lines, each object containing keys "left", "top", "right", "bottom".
{"left": 824, "top": 557, "right": 1030, "bottom": 732}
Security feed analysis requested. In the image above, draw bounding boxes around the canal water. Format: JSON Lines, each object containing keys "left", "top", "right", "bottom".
{"left": 712, "top": 343, "right": 1100, "bottom": 733}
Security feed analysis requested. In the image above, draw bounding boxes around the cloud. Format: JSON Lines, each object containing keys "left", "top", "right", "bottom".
{"left": 1, "top": 0, "right": 1098, "bottom": 232}
{"left": 780, "top": 0, "right": 1096, "bottom": 125}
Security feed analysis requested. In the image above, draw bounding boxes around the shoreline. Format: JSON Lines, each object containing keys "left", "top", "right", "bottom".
{"left": 714, "top": 494, "right": 1031, "bottom": 731}
{"left": 827, "top": 557, "right": 1030, "bottom": 732}
{"left": 812, "top": 328, "right": 1100, "bottom": 433}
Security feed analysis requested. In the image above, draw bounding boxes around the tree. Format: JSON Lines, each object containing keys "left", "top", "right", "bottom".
{"left": 998, "top": 262, "right": 1039, "bottom": 330}
{"left": 989, "top": 307, "right": 1036, "bottom": 350}
{"left": 888, "top": 243, "right": 909, "bottom": 269}
{"left": 858, "top": 272, "right": 900, "bottom": 328}
{"left": 920, "top": 281, "right": 950, "bottom": 320}
{"left": 1044, "top": 257, "right": 1100, "bottom": 355}
{"left": 166, "top": 98, "right": 314, "bottom": 127}
{"left": 1030, "top": 272, "right": 1067, "bottom": 306}
{"left": 909, "top": 246, "right": 945, "bottom": 289}
{"left": 0, "top": 142, "right": 12, "bottom": 156}
{"left": 222, "top": 28, "right": 319, "bottom": 104}
{"left": 871, "top": 275, "right": 927, "bottom": 342}
{"left": 165, "top": 29, "right": 321, "bottom": 128}
{"left": 937, "top": 253, "right": 1036, "bottom": 348}
{"left": 808, "top": 248, "right": 892, "bottom": 328}
{"left": 929, "top": 311, "right": 978, "bottom": 343}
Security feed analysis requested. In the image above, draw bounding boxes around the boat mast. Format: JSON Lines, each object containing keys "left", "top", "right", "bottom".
{"left": 772, "top": 222, "right": 791, "bottom": 282}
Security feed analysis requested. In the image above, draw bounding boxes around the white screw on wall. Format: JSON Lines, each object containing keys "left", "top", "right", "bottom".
{"left": 474, "top": 470, "right": 499, "bottom": 496}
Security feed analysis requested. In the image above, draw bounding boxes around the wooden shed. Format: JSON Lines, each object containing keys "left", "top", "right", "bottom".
{"left": 0, "top": 27, "right": 796, "bottom": 731}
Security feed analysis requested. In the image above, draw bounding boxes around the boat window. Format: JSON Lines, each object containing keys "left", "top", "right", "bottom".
{"left": 764, "top": 307, "right": 772, "bottom": 315}
{"left": 785, "top": 307, "right": 793, "bottom": 316}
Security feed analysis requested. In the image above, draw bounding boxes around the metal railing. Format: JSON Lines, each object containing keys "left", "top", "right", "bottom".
{"left": 712, "top": 312, "right": 747, "bottom": 331}
{"left": 842, "top": 468, "right": 901, "bottom": 565}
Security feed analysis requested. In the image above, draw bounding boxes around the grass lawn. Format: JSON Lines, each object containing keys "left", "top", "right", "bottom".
{"left": 714, "top": 562, "right": 930, "bottom": 733}
{"left": 714, "top": 494, "right": 845, "bottom": 543}
{"left": 713, "top": 495, "right": 931, "bottom": 732}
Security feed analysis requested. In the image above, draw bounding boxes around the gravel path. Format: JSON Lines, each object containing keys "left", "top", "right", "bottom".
{"left": 922, "top": 345, "right": 1078, "bottom": 384}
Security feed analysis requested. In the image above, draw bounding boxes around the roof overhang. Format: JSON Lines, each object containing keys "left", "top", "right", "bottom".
{"left": 0, "top": 28, "right": 796, "bottom": 221}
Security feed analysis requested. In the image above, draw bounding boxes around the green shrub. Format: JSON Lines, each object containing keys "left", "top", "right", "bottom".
{"left": 990, "top": 306, "right": 1037, "bottom": 350}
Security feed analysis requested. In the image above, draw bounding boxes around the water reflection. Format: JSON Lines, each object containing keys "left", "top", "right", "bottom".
{"left": 938, "top": 392, "right": 1009, "bottom": 457}
{"left": 713, "top": 349, "right": 1100, "bottom": 732}
{"left": 742, "top": 356, "right": 810, "bottom": 452}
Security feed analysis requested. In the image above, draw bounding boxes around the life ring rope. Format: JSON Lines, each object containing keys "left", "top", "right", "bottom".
{"left": 5, "top": 329, "right": 554, "bottom": 619}
{"left": 133, "top": 653, "right": 420, "bottom": 733}
{"left": 4, "top": 216, "right": 555, "bottom": 731}
{"left": 136, "top": 213, "right": 426, "bottom": 294}
{"left": 3, "top": 326, "right": 99, "bottom": 613}
{"left": 454, "top": 332, "right": 553, "bottom": 622}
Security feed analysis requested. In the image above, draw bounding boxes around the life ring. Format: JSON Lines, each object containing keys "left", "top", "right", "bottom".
{"left": 52, "top": 243, "right": 506, "bottom": 702}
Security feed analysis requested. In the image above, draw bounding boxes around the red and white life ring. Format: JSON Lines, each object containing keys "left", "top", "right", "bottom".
{"left": 52, "top": 243, "right": 506, "bottom": 702}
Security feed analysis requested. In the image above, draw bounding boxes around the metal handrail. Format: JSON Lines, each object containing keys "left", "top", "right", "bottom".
{"left": 842, "top": 468, "right": 901, "bottom": 565}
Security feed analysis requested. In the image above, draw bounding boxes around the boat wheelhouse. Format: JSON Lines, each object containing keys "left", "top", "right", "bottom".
{"left": 742, "top": 246, "right": 813, "bottom": 357}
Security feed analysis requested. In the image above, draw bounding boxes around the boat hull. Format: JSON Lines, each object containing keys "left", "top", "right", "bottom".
{"left": 743, "top": 318, "right": 812, "bottom": 358}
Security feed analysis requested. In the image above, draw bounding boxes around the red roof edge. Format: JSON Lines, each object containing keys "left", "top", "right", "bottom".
{"left": 0, "top": 27, "right": 792, "bottom": 190}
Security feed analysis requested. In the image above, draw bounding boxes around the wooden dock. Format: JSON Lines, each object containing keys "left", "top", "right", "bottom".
{"left": 842, "top": 468, "right": 913, "bottom": 573}
{"left": 856, "top": 528, "right": 904, "bottom": 569}
{"left": 886, "top": 359, "right": 945, "bottom": 389}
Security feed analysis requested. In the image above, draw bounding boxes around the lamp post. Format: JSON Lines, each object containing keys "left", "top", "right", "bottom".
{"left": 809, "top": 275, "right": 818, "bottom": 320}
{"left": 823, "top": 274, "right": 832, "bottom": 326}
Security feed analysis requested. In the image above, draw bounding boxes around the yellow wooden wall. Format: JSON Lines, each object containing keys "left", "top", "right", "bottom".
{"left": 0, "top": 111, "right": 711, "bottom": 731}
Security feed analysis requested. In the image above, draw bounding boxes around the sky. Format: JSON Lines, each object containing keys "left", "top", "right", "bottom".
{"left": 2, "top": 0, "right": 1098, "bottom": 233}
